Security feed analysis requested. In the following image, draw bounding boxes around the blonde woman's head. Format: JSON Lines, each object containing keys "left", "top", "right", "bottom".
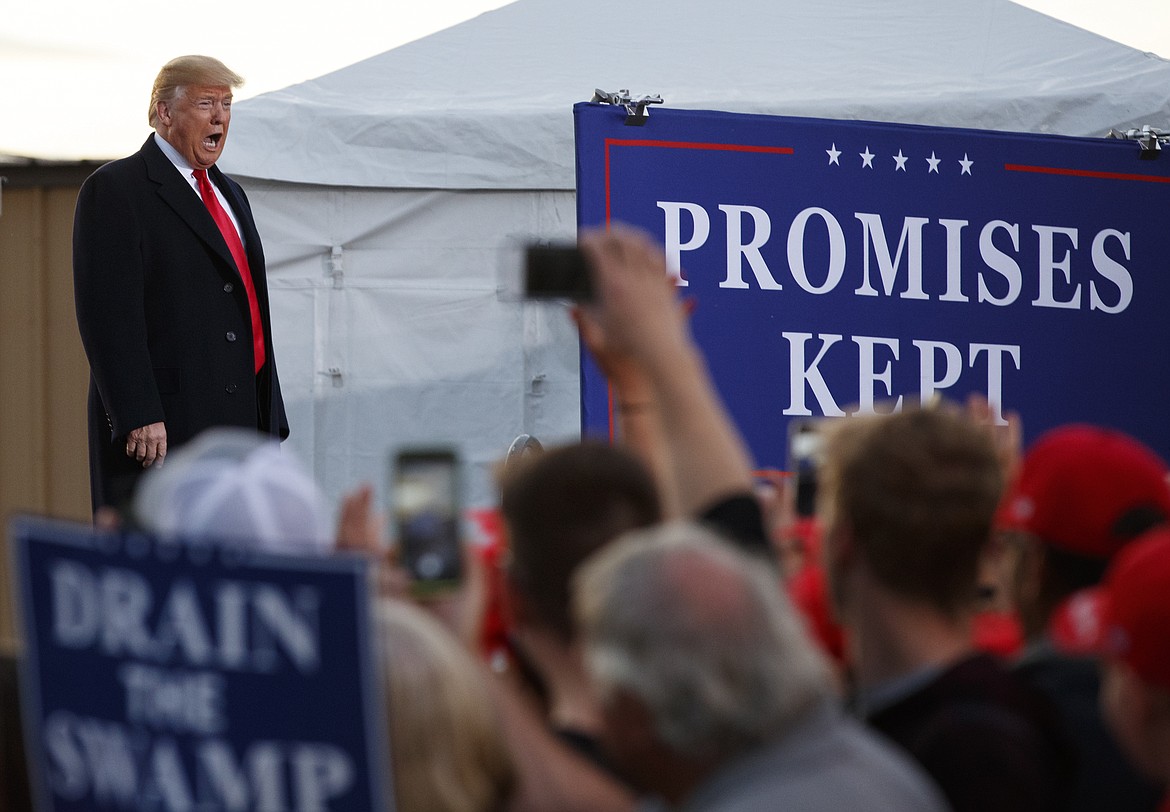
{"left": 378, "top": 601, "right": 515, "bottom": 812}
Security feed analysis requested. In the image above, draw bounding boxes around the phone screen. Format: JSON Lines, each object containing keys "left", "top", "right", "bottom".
{"left": 524, "top": 243, "right": 594, "bottom": 301}
{"left": 393, "top": 449, "right": 462, "bottom": 590}
{"left": 787, "top": 421, "right": 824, "bottom": 518}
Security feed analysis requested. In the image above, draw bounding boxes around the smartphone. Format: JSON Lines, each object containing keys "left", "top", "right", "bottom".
{"left": 524, "top": 242, "right": 594, "bottom": 301}
{"left": 391, "top": 448, "right": 462, "bottom": 593}
{"left": 786, "top": 420, "right": 824, "bottom": 518}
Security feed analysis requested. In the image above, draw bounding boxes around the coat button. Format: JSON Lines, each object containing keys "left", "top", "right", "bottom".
{"left": 226, "top": 383, "right": 238, "bottom": 394}
{"left": 226, "top": 331, "right": 237, "bottom": 342}
{"left": 224, "top": 282, "right": 234, "bottom": 293}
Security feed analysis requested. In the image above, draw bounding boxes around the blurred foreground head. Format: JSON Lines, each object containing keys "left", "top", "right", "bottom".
{"left": 1048, "top": 527, "right": 1170, "bottom": 783}
{"left": 818, "top": 405, "right": 1003, "bottom": 619}
{"left": 573, "top": 521, "right": 829, "bottom": 795}
{"left": 1055, "top": 526, "right": 1170, "bottom": 693}
{"left": 133, "top": 428, "right": 333, "bottom": 555}
{"left": 500, "top": 440, "right": 661, "bottom": 642}
{"left": 999, "top": 424, "right": 1170, "bottom": 560}
{"left": 997, "top": 424, "right": 1170, "bottom": 637}
{"left": 378, "top": 600, "right": 515, "bottom": 812}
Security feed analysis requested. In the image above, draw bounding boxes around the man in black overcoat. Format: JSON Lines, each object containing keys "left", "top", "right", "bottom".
{"left": 74, "top": 55, "right": 288, "bottom": 512}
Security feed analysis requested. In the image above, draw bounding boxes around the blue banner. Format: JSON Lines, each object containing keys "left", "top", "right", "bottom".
{"left": 574, "top": 103, "right": 1170, "bottom": 468}
{"left": 11, "top": 517, "right": 390, "bottom": 812}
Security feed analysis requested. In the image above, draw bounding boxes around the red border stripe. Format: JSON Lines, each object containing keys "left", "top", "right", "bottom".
{"left": 607, "top": 139, "right": 795, "bottom": 154}
{"left": 1004, "top": 163, "right": 1170, "bottom": 184}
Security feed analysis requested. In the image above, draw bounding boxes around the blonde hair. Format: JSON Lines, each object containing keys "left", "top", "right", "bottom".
{"left": 378, "top": 601, "right": 515, "bottom": 812}
{"left": 148, "top": 55, "right": 244, "bottom": 127}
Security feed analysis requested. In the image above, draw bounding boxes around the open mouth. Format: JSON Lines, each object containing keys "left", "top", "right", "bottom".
{"left": 203, "top": 133, "right": 222, "bottom": 150}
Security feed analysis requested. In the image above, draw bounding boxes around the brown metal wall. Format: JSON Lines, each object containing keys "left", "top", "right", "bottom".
{"left": 0, "top": 168, "right": 94, "bottom": 650}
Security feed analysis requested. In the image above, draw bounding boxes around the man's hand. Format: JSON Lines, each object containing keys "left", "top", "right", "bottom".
{"left": 125, "top": 421, "right": 167, "bottom": 468}
{"left": 963, "top": 393, "right": 1023, "bottom": 482}
{"left": 578, "top": 225, "right": 691, "bottom": 366}
{"left": 336, "top": 484, "right": 409, "bottom": 601}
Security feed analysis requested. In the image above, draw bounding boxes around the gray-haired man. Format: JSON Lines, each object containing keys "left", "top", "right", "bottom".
{"left": 573, "top": 522, "right": 948, "bottom": 812}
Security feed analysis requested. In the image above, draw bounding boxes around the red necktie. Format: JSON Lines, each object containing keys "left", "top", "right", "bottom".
{"left": 194, "top": 168, "right": 266, "bottom": 373}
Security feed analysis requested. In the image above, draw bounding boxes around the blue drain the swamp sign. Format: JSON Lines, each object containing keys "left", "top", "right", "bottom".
{"left": 574, "top": 103, "right": 1170, "bottom": 468}
{"left": 11, "top": 517, "right": 390, "bottom": 812}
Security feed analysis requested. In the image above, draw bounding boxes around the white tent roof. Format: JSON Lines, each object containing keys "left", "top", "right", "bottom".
{"left": 223, "top": 0, "right": 1170, "bottom": 189}
{"left": 217, "top": 0, "right": 1170, "bottom": 514}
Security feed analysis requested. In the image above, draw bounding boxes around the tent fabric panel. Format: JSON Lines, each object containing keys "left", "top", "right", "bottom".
{"left": 249, "top": 183, "right": 581, "bottom": 512}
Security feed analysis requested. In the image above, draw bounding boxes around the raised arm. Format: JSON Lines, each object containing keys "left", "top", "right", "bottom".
{"left": 577, "top": 225, "right": 757, "bottom": 523}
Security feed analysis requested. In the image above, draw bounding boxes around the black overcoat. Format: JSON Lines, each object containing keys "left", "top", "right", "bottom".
{"left": 73, "top": 135, "right": 289, "bottom": 510}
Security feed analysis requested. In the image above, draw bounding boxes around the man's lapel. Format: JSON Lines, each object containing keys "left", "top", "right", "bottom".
{"left": 141, "top": 135, "right": 237, "bottom": 274}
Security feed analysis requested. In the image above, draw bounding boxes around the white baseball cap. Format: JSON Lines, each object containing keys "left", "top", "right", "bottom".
{"left": 132, "top": 427, "right": 333, "bottom": 555}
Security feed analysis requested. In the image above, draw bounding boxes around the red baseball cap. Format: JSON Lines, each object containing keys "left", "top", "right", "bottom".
{"left": 997, "top": 425, "right": 1170, "bottom": 559}
{"left": 1049, "top": 526, "right": 1170, "bottom": 692}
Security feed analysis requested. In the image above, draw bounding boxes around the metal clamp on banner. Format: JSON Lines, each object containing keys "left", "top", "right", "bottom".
{"left": 1106, "top": 125, "right": 1169, "bottom": 159}
{"left": 592, "top": 88, "right": 664, "bottom": 126}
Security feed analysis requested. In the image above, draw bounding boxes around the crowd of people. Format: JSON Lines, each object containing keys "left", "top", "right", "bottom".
{"left": 4, "top": 223, "right": 1169, "bottom": 812}
{"left": 3, "top": 53, "right": 1169, "bottom": 812}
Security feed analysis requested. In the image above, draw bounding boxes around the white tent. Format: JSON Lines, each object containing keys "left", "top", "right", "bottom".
{"left": 220, "top": 0, "right": 1170, "bottom": 510}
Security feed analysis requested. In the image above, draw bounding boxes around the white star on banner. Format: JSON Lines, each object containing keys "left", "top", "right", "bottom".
{"left": 860, "top": 146, "right": 875, "bottom": 168}
{"left": 926, "top": 151, "right": 941, "bottom": 173}
{"left": 827, "top": 143, "right": 841, "bottom": 165}
{"left": 959, "top": 153, "right": 974, "bottom": 175}
{"left": 893, "top": 150, "right": 908, "bottom": 171}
